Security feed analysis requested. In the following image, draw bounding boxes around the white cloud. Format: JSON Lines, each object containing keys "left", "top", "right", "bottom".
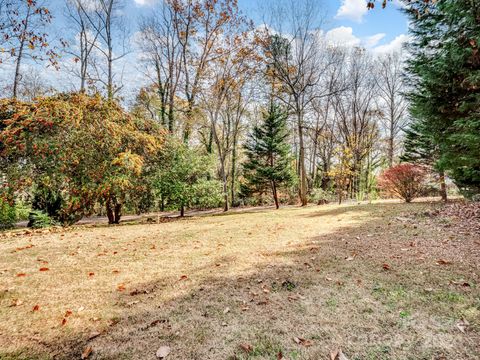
{"left": 325, "top": 26, "right": 361, "bottom": 47}
{"left": 133, "top": 0, "right": 156, "bottom": 6}
{"left": 335, "top": 0, "right": 368, "bottom": 23}
{"left": 373, "top": 34, "right": 410, "bottom": 54}
{"left": 365, "top": 33, "right": 386, "bottom": 48}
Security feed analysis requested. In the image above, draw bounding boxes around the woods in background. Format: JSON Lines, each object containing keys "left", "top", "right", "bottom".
{"left": 1, "top": 0, "right": 478, "bottom": 228}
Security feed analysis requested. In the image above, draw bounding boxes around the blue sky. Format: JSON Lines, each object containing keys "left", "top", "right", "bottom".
{"left": 128, "top": 0, "right": 409, "bottom": 53}
{"left": 0, "top": 0, "right": 409, "bottom": 99}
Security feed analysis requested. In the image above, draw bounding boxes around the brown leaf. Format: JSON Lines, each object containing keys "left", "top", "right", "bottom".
{"left": 156, "top": 345, "right": 171, "bottom": 358}
{"left": 39, "top": 267, "right": 49, "bottom": 272}
{"left": 382, "top": 263, "right": 390, "bottom": 270}
{"left": 456, "top": 318, "right": 469, "bottom": 333}
{"left": 331, "top": 349, "right": 349, "bottom": 360}
{"left": 293, "top": 337, "right": 313, "bottom": 347}
{"left": 436, "top": 259, "right": 452, "bottom": 265}
{"left": 64, "top": 310, "right": 73, "bottom": 317}
{"left": 88, "top": 272, "right": 95, "bottom": 277}
{"left": 32, "top": 304, "right": 40, "bottom": 311}
{"left": 61, "top": 318, "right": 67, "bottom": 326}
{"left": 9, "top": 299, "right": 23, "bottom": 307}
{"left": 117, "top": 283, "right": 126, "bottom": 291}
{"left": 239, "top": 343, "right": 252, "bottom": 353}
{"left": 179, "top": 275, "right": 188, "bottom": 280}
{"left": 81, "top": 346, "right": 93, "bottom": 359}
{"left": 16, "top": 273, "right": 27, "bottom": 277}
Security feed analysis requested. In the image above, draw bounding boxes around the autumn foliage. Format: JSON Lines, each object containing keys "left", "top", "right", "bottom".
{"left": 377, "top": 163, "right": 427, "bottom": 203}
{"left": 0, "top": 93, "right": 164, "bottom": 224}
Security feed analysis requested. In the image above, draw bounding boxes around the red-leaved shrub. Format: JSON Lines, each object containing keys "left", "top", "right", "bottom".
{"left": 378, "top": 164, "right": 427, "bottom": 203}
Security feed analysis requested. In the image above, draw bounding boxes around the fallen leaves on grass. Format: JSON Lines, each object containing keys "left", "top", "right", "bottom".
{"left": 239, "top": 343, "right": 253, "bottom": 353}
{"left": 9, "top": 299, "right": 23, "bottom": 307}
{"left": 331, "top": 349, "right": 349, "bottom": 360}
{"left": 382, "top": 263, "right": 390, "bottom": 270}
{"left": 456, "top": 319, "right": 469, "bottom": 333}
{"left": 16, "top": 273, "right": 27, "bottom": 277}
{"left": 293, "top": 337, "right": 313, "bottom": 347}
{"left": 39, "top": 267, "right": 49, "bottom": 272}
{"left": 117, "top": 283, "right": 126, "bottom": 291}
{"left": 81, "top": 346, "right": 93, "bottom": 359}
{"left": 32, "top": 304, "right": 40, "bottom": 311}
{"left": 436, "top": 259, "right": 452, "bottom": 265}
{"left": 179, "top": 275, "right": 188, "bottom": 281}
{"left": 156, "top": 345, "right": 171, "bottom": 358}
{"left": 88, "top": 272, "right": 95, "bottom": 277}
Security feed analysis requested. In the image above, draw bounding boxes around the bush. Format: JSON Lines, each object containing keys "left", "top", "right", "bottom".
{"left": 191, "top": 179, "right": 224, "bottom": 209}
{"left": 27, "top": 210, "right": 56, "bottom": 228}
{"left": 308, "top": 188, "right": 335, "bottom": 205}
{"left": 378, "top": 164, "right": 427, "bottom": 203}
{"left": 0, "top": 199, "right": 17, "bottom": 230}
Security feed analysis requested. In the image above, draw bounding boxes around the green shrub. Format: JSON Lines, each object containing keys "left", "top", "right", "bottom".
{"left": 308, "top": 188, "right": 336, "bottom": 204}
{"left": 191, "top": 179, "right": 224, "bottom": 209}
{"left": 15, "top": 201, "right": 31, "bottom": 221}
{"left": 27, "top": 210, "right": 56, "bottom": 228}
{"left": 0, "top": 199, "right": 17, "bottom": 230}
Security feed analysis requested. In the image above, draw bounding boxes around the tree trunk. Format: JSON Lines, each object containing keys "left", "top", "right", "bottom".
{"left": 272, "top": 181, "right": 279, "bottom": 209}
{"left": 297, "top": 110, "right": 308, "bottom": 206}
{"left": 180, "top": 204, "right": 185, "bottom": 217}
{"left": 106, "top": 197, "right": 121, "bottom": 224}
{"left": 231, "top": 136, "right": 237, "bottom": 207}
{"left": 439, "top": 170, "right": 447, "bottom": 202}
{"left": 12, "top": 7, "right": 30, "bottom": 98}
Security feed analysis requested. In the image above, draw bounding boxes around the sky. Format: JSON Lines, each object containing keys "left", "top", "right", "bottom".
{"left": 127, "top": 0, "right": 409, "bottom": 53}
{"left": 0, "top": 0, "right": 409, "bottom": 101}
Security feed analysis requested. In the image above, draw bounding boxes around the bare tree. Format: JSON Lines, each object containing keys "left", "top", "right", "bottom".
{"left": 376, "top": 51, "right": 408, "bottom": 167}
{"left": 65, "top": 0, "right": 100, "bottom": 92}
{"left": 80, "top": 0, "right": 129, "bottom": 100}
{"left": 263, "top": 0, "right": 338, "bottom": 205}
{"left": 1, "top": 0, "right": 58, "bottom": 98}
{"left": 334, "top": 48, "right": 381, "bottom": 199}
{"left": 138, "top": 3, "right": 182, "bottom": 132}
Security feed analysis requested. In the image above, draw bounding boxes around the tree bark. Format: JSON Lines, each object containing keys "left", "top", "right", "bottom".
{"left": 439, "top": 170, "right": 447, "bottom": 202}
{"left": 272, "top": 181, "right": 279, "bottom": 209}
{"left": 297, "top": 110, "right": 308, "bottom": 206}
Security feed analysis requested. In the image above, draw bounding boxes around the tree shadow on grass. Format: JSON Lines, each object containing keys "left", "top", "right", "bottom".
{"left": 3, "top": 201, "right": 479, "bottom": 360}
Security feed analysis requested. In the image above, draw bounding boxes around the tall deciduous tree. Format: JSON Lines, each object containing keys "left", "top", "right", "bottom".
{"left": 0, "top": 0, "right": 58, "bottom": 98}
{"left": 243, "top": 104, "right": 296, "bottom": 209}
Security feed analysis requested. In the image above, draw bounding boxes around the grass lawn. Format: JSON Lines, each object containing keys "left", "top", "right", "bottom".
{"left": 0, "top": 200, "right": 479, "bottom": 359}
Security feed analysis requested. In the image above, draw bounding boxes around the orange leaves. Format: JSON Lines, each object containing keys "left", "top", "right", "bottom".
{"left": 293, "top": 337, "right": 313, "bottom": 347}
{"left": 16, "top": 273, "right": 27, "bottom": 277}
{"left": 39, "top": 267, "right": 49, "bottom": 272}
{"left": 179, "top": 275, "right": 188, "bottom": 281}
{"left": 32, "top": 304, "right": 40, "bottom": 311}
{"left": 117, "top": 283, "right": 126, "bottom": 292}
{"left": 61, "top": 310, "right": 73, "bottom": 326}
{"left": 81, "top": 346, "right": 93, "bottom": 359}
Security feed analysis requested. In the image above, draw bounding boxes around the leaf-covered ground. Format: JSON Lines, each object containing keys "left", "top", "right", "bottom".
{"left": 0, "top": 200, "right": 479, "bottom": 360}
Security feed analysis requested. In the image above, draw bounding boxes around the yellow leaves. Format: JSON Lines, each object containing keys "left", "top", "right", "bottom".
{"left": 111, "top": 151, "right": 144, "bottom": 176}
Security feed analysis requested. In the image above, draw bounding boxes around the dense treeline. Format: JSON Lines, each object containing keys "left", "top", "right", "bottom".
{"left": 0, "top": 0, "right": 478, "bottom": 228}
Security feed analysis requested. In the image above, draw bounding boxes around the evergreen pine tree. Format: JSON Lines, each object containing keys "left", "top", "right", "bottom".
{"left": 404, "top": 0, "right": 480, "bottom": 196}
{"left": 401, "top": 119, "right": 447, "bottom": 201}
{"left": 242, "top": 104, "right": 296, "bottom": 209}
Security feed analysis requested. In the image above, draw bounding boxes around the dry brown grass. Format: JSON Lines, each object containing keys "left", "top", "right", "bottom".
{"left": 0, "top": 200, "right": 479, "bottom": 360}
